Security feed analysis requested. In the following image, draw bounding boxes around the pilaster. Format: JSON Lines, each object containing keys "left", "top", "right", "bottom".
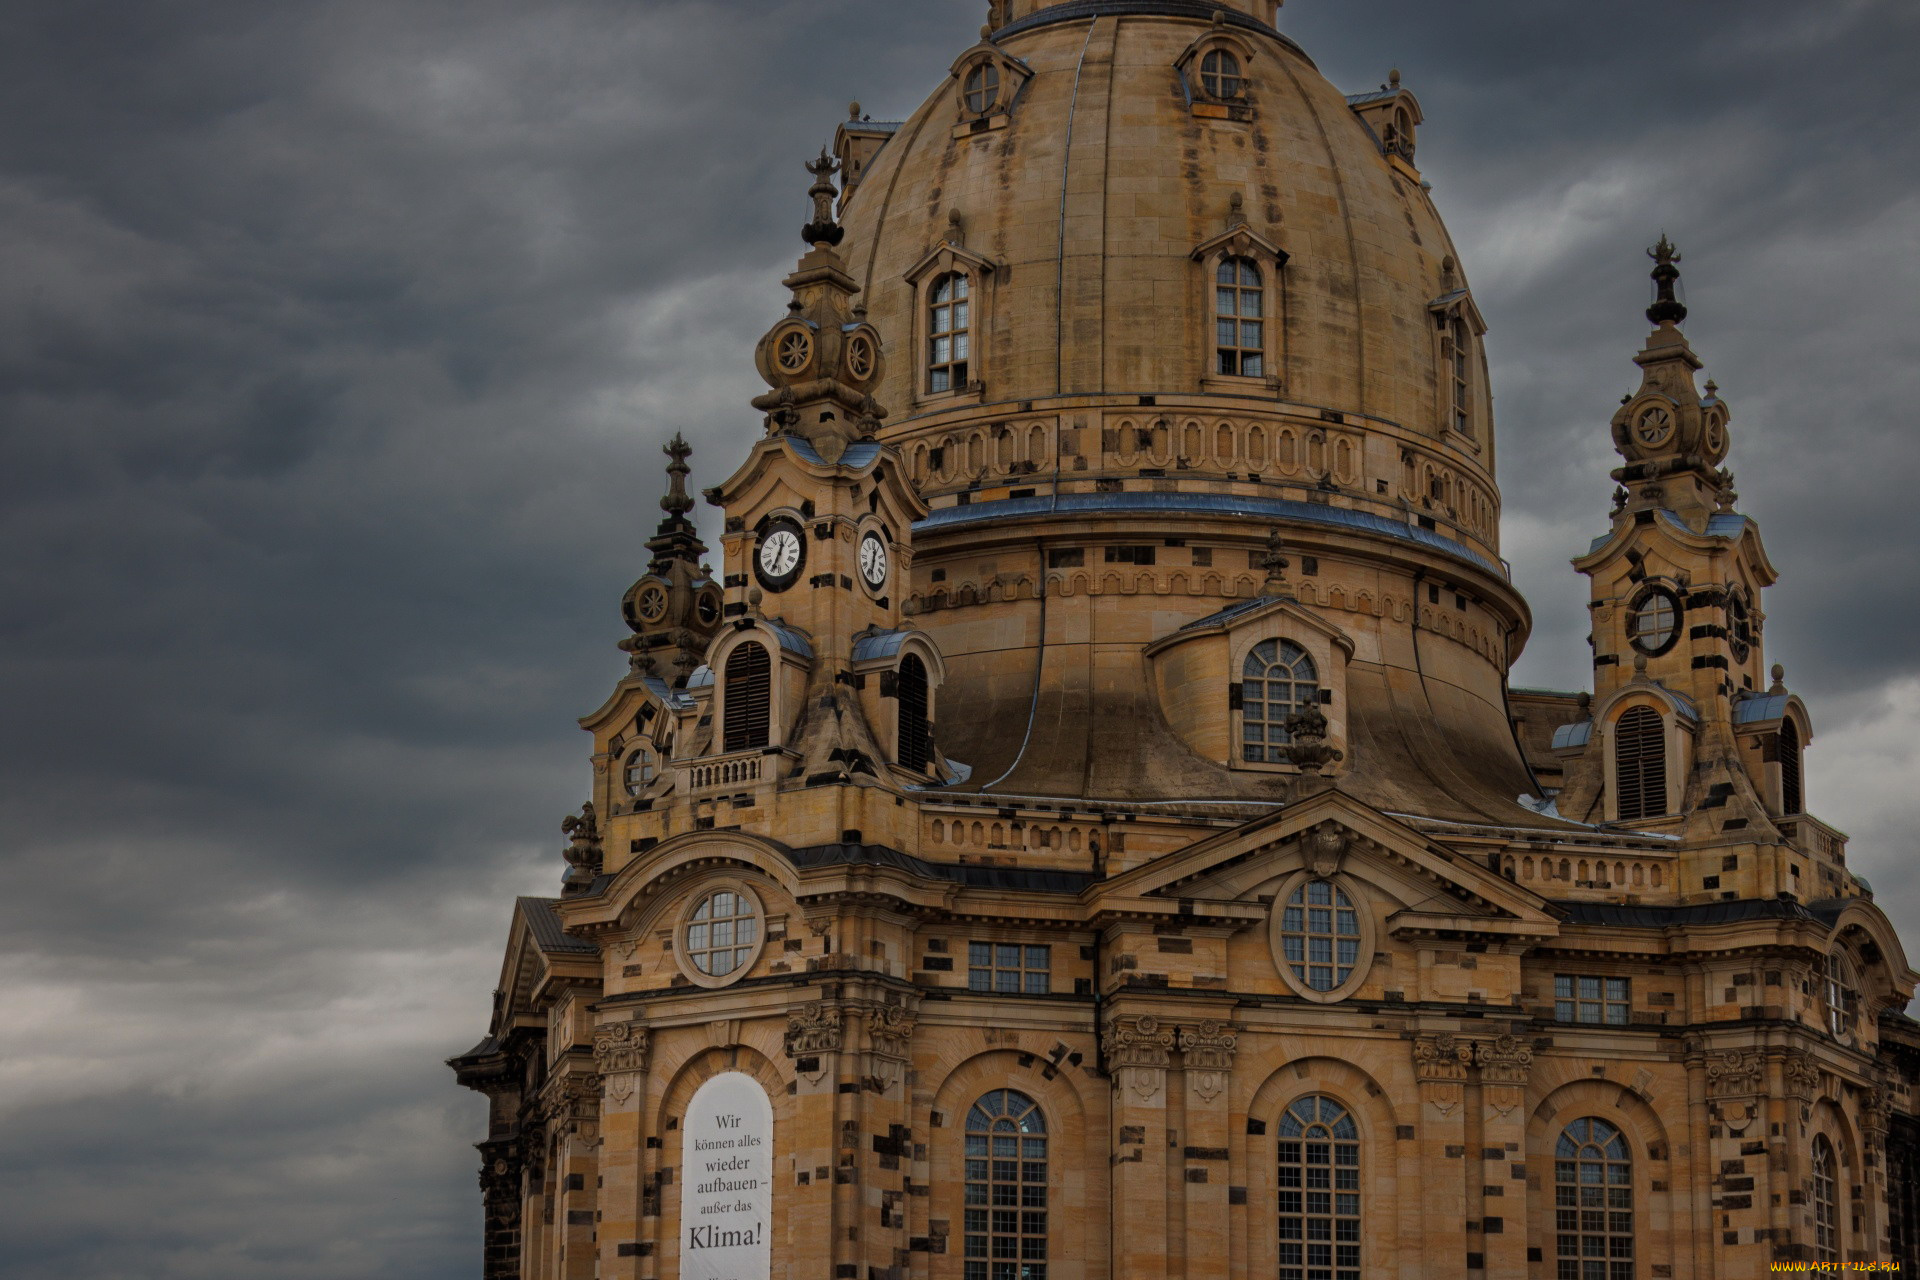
{"left": 784, "top": 999, "right": 849, "bottom": 1280}
{"left": 593, "top": 1020, "right": 652, "bottom": 1277}
{"left": 1178, "top": 1019, "right": 1238, "bottom": 1280}
{"left": 1104, "top": 1012, "right": 1178, "bottom": 1280}
{"left": 1412, "top": 1033, "right": 1473, "bottom": 1278}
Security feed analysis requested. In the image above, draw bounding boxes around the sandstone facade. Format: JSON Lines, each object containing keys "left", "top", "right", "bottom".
{"left": 451, "top": 3, "right": 1920, "bottom": 1277}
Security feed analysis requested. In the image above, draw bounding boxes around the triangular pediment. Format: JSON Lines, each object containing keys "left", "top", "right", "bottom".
{"left": 1190, "top": 222, "right": 1288, "bottom": 268}
{"left": 1098, "top": 789, "right": 1560, "bottom": 941}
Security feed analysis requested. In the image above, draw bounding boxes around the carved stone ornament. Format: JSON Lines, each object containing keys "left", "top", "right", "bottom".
{"left": 1412, "top": 1035, "right": 1472, "bottom": 1084}
{"left": 1303, "top": 824, "right": 1349, "bottom": 879}
{"left": 540, "top": 1072, "right": 603, "bottom": 1141}
{"left": 1704, "top": 1050, "right": 1765, "bottom": 1100}
{"left": 784, "top": 1001, "right": 845, "bottom": 1057}
{"left": 1105, "top": 1015, "right": 1177, "bottom": 1104}
{"left": 1474, "top": 1035, "right": 1534, "bottom": 1087}
{"left": 861, "top": 1001, "right": 919, "bottom": 1060}
{"left": 1179, "top": 1021, "right": 1238, "bottom": 1104}
{"left": 1783, "top": 1049, "right": 1820, "bottom": 1101}
{"left": 1861, "top": 1080, "right": 1892, "bottom": 1141}
{"left": 593, "top": 1020, "right": 650, "bottom": 1077}
{"left": 478, "top": 1137, "right": 522, "bottom": 1201}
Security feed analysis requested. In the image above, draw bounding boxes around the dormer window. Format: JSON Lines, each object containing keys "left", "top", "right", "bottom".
{"left": 963, "top": 61, "right": 1000, "bottom": 116}
{"left": 1242, "top": 639, "right": 1317, "bottom": 764}
{"left": 1779, "top": 719, "right": 1803, "bottom": 816}
{"left": 722, "top": 641, "right": 772, "bottom": 751}
{"left": 1216, "top": 257, "right": 1265, "bottom": 376}
{"left": 1200, "top": 49, "right": 1244, "bottom": 100}
{"left": 928, "top": 273, "right": 971, "bottom": 393}
{"left": 1614, "top": 705, "right": 1667, "bottom": 821}
{"left": 897, "top": 654, "right": 932, "bottom": 773}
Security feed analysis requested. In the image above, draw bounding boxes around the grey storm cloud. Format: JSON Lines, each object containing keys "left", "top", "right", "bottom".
{"left": 0, "top": 1, "right": 1914, "bottom": 1276}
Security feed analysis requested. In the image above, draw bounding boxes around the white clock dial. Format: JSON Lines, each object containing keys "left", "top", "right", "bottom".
{"left": 759, "top": 529, "right": 801, "bottom": 577}
{"left": 859, "top": 533, "right": 889, "bottom": 587}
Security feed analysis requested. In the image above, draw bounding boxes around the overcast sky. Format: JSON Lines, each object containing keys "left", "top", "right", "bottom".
{"left": 1, "top": 2, "right": 1915, "bottom": 1276}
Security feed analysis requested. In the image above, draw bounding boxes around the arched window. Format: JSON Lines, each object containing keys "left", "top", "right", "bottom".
{"left": 1444, "top": 314, "right": 1472, "bottom": 434}
{"left": 1241, "top": 639, "right": 1316, "bottom": 764}
{"left": 928, "top": 273, "right": 971, "bottom": 393}
{"left": 963, "top": 62, "right": 1001, "bottom": 116}
{"left": 1278, "top": 880, "right": 1360, "bottom": 992}
{"left": 1812, "top": 1135, "right": 1839, "bottom": 1263}
{"left": 1826, "top": 950, "right": 1857, "bottom": 1040}
{"left": 964, "top": 1089, "right": 1047, "bottom": 1280}
{"left": 1555, "top": 1118, "right": 1633, "bottom": 1280}
{"left": 1613, "top": 706, "right": 1667, "bottom": 822}
{"left": 1199, "top": 48, "right": 1244, "bottom": 100}
{"left": 1779, "top": 719, "right": 1803, "bottom": 816}
{"left": 1216, "top": 257, "right": 1264, "bottom": 377}
{"left": 622, "top": 747, "right": 656, "bottom": 795}
{"left": 1276, "top": 1096, "right": 1361, "bottom": 1280}
{"left": 722, "top": 642, "right": 771, "bottom": 752}
{"left": 897, "top": 654, "right": 932, "bottom": 773}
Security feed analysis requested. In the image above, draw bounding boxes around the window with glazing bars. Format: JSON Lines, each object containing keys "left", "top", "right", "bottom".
{"left": 1446, "top": 315, "right": 1471, "bottom": 433}
{"left": 1276, "top": 1096, "right": 1361, "bottom": 1280}
{"left": 1613, "top": 706, "right": 1666, "bottom": 821}
{"left": 968, "top": 942, "right": 1050, "bottom": 994}
{"left": 1278, "top": 881, "right": 1360, "bottom": 992}
{"left": 1813, "top": 1136, "right": 1839, "bottom": 1262}
{"left": 929, "top": 274, "right": 970, "bottom": 393}
{"left": 1216, "top": 257, "right": 1264, "bottom": 376}
{"left": 722, "top": 642, "right": 771, "bottom": 751}
{"left": 897, "top": 654, "right": 932, "bottom": 773}
{"left": 963, "top": 1090, "right": 1047, "bottom": 1280}
{"left": 1555, "top": 1118, "right": 1633, "bottom": 1280}
{"left": 1554, "top": 975, "right": 1629, "bottom": 1025}
{"left": 1242, "top": 639, "right": 1317, "bottom": 763}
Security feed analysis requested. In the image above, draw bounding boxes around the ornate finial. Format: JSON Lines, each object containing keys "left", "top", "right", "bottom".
{"left": 1632, "top": 652, "right": 1649, "bottom": 677}
{"left": 1389, "top": 68, "right": 1402, "bottom": 89}
{"left": 1646, "top": 234, "right": 1687, "bottom": 326}
{"left": 1259, "top": 528, "right": 1292, "bottom": 597}
{"left": 1770, "top": 664, "right": 1787, "bottom": 694}
{"left": 1705, "top": 379, "right": 1719, "bottom": 399}
{"left": 848, "top": 101, "right": 861, "bottom": 120}
{"left": 946, "top": 207, "right": 965, "bottom": 247}
{"left": 802, "top": 148, "right": 844, "bottom": 248}
{"left": 1283, "top": 704, "right": 1343, "bottom": 775}
{"left": 1213, "top": 10, "right": 1227, "bottom": 29}
{"left": 559, "top": 801, "right": 602, "bottom": 894}
{"left": 661, "top": 433, "right": 694, "bottom": 517}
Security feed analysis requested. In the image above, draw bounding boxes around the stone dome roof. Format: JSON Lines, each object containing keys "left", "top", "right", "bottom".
{"left": 837, "top": 1, "right": 1500, "bottom": 555}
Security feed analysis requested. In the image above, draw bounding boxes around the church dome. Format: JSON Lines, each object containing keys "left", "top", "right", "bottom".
{"left": 825, "top": 0, "right": 1536, "bottom": 814}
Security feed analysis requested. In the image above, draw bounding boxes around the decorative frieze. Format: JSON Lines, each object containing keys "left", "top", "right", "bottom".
{"left": 1104, "top": 1015, "right": 1176, "bottom": 1103}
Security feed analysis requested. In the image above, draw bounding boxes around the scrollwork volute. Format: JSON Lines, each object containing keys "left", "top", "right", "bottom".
{"left": 1105, "top": 1015, "right": 1177, "bottom": 1104}
{"left": 1178, "top": 1020, "right": 1238, "bottom": 1105}
{"left": 785, "top": 1000, "right": 846, "bottom": 1057}
{"left": 593, "top": 1020, "right": 650, "bottom": 1076}
{"left": 1704, "top": 1050, "right": 1764, "bottom": 1100}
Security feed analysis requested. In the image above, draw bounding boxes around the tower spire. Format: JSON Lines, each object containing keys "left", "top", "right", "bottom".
{"left": 619, "top": 434, "right": 720, "bottom": 682}
{"left": 1646, "top": 234, "right": 1687, "bottom": 327}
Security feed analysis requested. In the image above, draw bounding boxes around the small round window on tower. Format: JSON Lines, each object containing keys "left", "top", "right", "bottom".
{"left": 1200, "top": 49, "right": 1244, "bottom": 100}
{"left": 681, "top": 887, "right": 762, "bottom": 982}
{"left": 963, "top": 62, "right": 1000, "bottom": 115}
{"left": 1628, "top": 588, "right": 1681, "bottom": 656}
{"left": 622, "top": 747, "right": 656, "bottom": 796}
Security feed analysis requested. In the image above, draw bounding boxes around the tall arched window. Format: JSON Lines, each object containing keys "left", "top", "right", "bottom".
{"left": 1277, "top": 1096, "right": 1361, "bottom": 1280}
{"left": 964, "top": 1089, "right": 1047, "bottom": 1280}
{"left": 928, "top": 273, "right": 971, "bottom": 393}
{"left": 1216, "top": 257, "right": 1264, "bottom": 376}
{"left": 1812, "top": 1135, "right": 1839, "bottom": 1263}
{"left": 1613, "top": 706, "right": 1667, "bottom": 822}
{"left": 897, "top": 654, "right": 931, "bottom": 773}
{"left": 1779, "top": 719, "right": 1803, "bottom": 816}
{"left": 722, "top": 642, "right": 771, "bottom": 752}
{"left": 1555, "top": 1118, "right": 1633, "bottom": 1280}
{"left": 1444, "top": 314, "right": 1472, "bottom": 433}
{"left": 1241, "top": 640, "right": 1316, "bottom": 764}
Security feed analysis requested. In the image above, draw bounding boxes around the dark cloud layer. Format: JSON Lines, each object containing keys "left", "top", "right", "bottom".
{"left": 0, "top": 2, "right": 1914, "bottom": 1276}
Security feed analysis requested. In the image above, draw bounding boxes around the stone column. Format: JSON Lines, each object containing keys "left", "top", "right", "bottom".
{"left": 784, "top": 999, "right": 847, "bottom": 1280}
{"left": 858, "top": 998, "right": 920, "bottom": 1280}
{"left": 476, "top": 1137, "right": 524, "bottom": 1280}
{"left": 1701, "top": 1046, "right": 1769, "bottom": 1274}
{"left": 1178, "top": 1020, "right": 1238, "bottom": 1280}
{"left": 1472, "top": 1036, "right": 1534, "bottom": 1278}
{"left": 1412, "top": 1034, "right": 1474, "bottom": 1278}
{"left": 547, "top": 1072, "right": 603, "bottom": 1280}
{"left": 1104, "top": 1014, "right": 1178, "bottom": 1280}
{"left": 594, "top": 1020, "right": 651, "bottom": 1277}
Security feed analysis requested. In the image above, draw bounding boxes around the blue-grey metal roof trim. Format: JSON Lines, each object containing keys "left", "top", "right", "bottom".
{"left": 1550, "top": 721, "right": 1593, "bottom": 750}
{"left": 642, "top": 676, "right": 695, "bottom": 710}
{"left": 787, "top": 842, "right": 1097, "bottom": 894}
{"left": 852, "top": 629, "right": 911, "bottom": 662}
{"left": 1555, "top": 898, "right": 1825, "bottom": 929}
{"left": 1733, "top": 693, "right": 1791, "bottom": 725}
{"left": 786, "top": 437, "right": 882, "bottom": 470}
{"left": 766, "top": 622, "right": 814, "bottom": 659}
{"left": 1590, "top": 510, "right": 1750, "bottom": 554}
{"left": 687, "top": 664, "right": 714, "bottom": 689}
{"left": 844, "top": 120, "right": 902, "bottom": 134}
{"left": 516, "top": 897, "right": 597, "bottom": 954}
{"left": 1657, "top": 682, "right": 1700, "bottom": 723}
{"left": 915, "top": 492, "right": 1504, "bottom": 576}
{"left": 1344, "top": 88, "right": 1400, "bottom": 107}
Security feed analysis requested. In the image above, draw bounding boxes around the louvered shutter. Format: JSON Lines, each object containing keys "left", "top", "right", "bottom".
{"left": 897, "top": 655, "right": 931, "bottom": 773}
{"left": 1779, "top": 720, "right": 1803, "bottom": 816}
{"left": 1614, "top": 706, "right": 1667, "bottom": 821}
{"left": 723, "top": 643, "right": 771, "bottom": 751}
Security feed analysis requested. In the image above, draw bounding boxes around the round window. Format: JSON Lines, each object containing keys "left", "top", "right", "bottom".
{"left": 1269, "top": 873, "right": 1372, "bottom": 1001}
{"left": 622, "top": 748, "right": 656, "bottom": 796}
{"left": 678, "top": 885, "right": 764, "bottom": 987}
{"left": 963, "top": 62, "right": 1000, "bottom": 115}
{"left": 1200, "top": 49, "right": 1244, "bottom": 99}
{"left": 1628, "top": 588, "right": 1682, "bottom": 656}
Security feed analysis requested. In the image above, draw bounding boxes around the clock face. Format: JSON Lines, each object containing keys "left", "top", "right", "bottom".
{"left": 859, "top": 532, "right": 889, "bottom": 589}
{"left": 754, "top": 522, "right": 805, "bottom": 590}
